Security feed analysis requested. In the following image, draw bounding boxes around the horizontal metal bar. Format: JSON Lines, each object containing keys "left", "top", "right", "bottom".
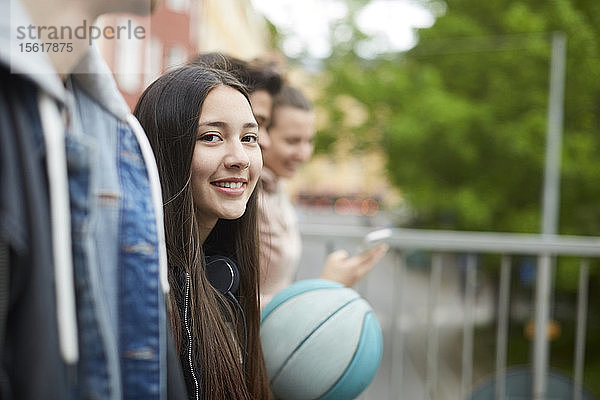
{"left": 299, "top": 224, "right": 600, "bottom": 257}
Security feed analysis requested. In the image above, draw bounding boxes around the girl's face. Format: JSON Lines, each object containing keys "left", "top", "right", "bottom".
{"left": 262, "top": 105, "right": 315, "bottom": 179}
{"left": 191, "top": 85, "right": 263, "bottom": 228}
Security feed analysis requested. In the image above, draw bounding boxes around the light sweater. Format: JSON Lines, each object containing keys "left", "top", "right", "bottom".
{"left": 257, "top": 167, "right": 302, "bottom": 308}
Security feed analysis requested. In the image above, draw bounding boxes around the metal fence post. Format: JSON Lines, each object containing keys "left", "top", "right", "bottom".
{"left": 426, "top": 253, "right": 443, "bottom": 400}
{"left": 533, "top": 254, "right": 552, "bottom": 399}
{"left": 460, "top": 254, "right": 477, "bottom": 398}
{"left": 573, "top": 259, "right": 589, "bottom": 400}
{"left": 495, "top": 255, "right": 511, "bottom": 400}
{"left": 390, "top": 250, "right": 406, "bottom": 399}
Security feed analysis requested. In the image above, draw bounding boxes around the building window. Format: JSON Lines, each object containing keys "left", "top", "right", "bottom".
{"left": 166, "top": 0, "right": 190, "bottom": 13}
{"left": 165, "top": 45, "right": 187, "bottom": 70}
{"left": 144, "top": 37, "right": 163, "bottom": 87}
{"left": 114, "top": 17, "right": 143, "bottom": 93}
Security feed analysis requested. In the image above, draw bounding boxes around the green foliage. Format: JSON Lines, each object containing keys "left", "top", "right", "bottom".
{"left": 264, "top": 17, "right": 281, "bottom": 50}
{"left": 316, "top": 0, "right": 600, "bottom": 234}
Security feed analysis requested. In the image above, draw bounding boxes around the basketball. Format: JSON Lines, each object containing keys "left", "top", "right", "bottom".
{"left": 260, "top": 279, "right": 383, "bottom": 400}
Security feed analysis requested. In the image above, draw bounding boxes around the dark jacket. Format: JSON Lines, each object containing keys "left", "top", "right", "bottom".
{"left": 172, "top": 268, "right": 202, "bottom": 400}
{"left": 0, "top": 66, "right": 70, "bottom": 399}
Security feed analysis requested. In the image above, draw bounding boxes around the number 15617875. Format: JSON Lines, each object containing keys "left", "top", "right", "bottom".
{"left": 18, "top": 42, "right": 73, "bottom": 53}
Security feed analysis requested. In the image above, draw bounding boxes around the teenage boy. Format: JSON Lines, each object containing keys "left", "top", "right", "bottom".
{"left": 0, "top": 0, "right": 185, "bottom": 398}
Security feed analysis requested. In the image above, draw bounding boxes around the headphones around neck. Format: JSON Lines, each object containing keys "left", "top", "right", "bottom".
{"left": 204, "top": 255, "right": 247, "bottom": 350}
{"left": 204, "top": 255, "right": 240, "bottom": 297}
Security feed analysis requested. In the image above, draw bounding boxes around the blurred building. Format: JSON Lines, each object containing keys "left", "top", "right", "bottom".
{"left": 287, "top": 147, "right": 403, "bottom": 216}
{"left": 196, "top": 0, "right": 270, "bottom": 59}
{"left": 284, "top": 69, "right": 403, "bottom": 216}
{"left": 96, "top": 0, "right": 270, "bottom": 110}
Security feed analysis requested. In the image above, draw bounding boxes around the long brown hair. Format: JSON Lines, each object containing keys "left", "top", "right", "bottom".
{"left": 134, "top": 65, "right": 270, "bottom": 399}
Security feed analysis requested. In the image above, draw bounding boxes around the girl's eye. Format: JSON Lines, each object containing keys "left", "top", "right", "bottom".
{"left": 199, "top": 133, "right": 222, "bottom": 143}
{"left": 242, "top": 133, "right": 258, "bottom": 143}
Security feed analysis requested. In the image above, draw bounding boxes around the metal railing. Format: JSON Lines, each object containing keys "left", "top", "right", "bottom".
{"left": 298, "top": 223, "right": 600, "bottom": 400}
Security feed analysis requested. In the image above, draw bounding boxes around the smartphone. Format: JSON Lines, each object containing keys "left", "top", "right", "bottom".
{"left": 358, "top": 228, "right": 392, "bottom": 253}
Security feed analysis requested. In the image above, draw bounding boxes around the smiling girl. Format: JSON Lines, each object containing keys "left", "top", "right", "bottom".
{"left": 134, "top": 66, "right": 270, "bottom": 400}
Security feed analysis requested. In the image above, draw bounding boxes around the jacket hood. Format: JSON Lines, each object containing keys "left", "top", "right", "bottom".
{"left": 0, "top": 0, "right": 65, "bottom": 103}
{"left": 70, "top": 47, "right": 132, "bottom": 121}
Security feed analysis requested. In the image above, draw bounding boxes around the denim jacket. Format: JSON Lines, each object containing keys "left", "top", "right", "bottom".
{"left": 0, "top": 3, "right": 171, "bottom": 398}
{"left": 66, "top": 48, "right": 169, "bottom": 400}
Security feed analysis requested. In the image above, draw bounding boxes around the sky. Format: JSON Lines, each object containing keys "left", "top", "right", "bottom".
{"left": 249, "top": 0, "right": 439, "bottom": 59}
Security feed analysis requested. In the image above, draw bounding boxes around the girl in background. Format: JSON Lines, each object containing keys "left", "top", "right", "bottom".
{"left": 259, "top": 85, "right": 388, "bottom": 307}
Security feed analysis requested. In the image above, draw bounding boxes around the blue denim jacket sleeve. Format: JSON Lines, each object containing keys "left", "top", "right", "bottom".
{"left": 67, "top": 83, "right": 166, "bottom": 400}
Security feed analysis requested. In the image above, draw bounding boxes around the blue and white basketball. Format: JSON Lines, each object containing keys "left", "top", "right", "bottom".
{"left": 260, "top": 279, "right": 383, "bottom": 400}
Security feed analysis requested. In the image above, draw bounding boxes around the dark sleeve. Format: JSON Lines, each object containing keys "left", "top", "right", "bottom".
{"left": 166, "top": 314, "right": 189, "bottom": 400}
{"left": 0, "top": 67, "right": 69, "bottom": 400}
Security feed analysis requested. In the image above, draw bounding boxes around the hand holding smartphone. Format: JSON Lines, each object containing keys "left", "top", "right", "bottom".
{"left": 320, "top": 228, "right": 391, "bottom": 287}
{"left": 358, "top": 228, "right": 393, "bottom": 254}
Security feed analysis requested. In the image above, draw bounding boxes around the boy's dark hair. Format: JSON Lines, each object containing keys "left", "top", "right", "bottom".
{"left": 189, "top": 52, "right": 283, "bottom": 96}
{"left": 273, "top": 85, "right": 312, "bottom": 112}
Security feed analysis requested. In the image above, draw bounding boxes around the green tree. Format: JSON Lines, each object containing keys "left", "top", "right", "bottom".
{"left": 316, "top": 0, "right": 600, "bottom": 234}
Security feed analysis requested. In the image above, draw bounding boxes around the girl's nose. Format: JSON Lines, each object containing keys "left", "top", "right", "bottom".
{"left": 223, "top": 141, "right": 250, "bottom": 170}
